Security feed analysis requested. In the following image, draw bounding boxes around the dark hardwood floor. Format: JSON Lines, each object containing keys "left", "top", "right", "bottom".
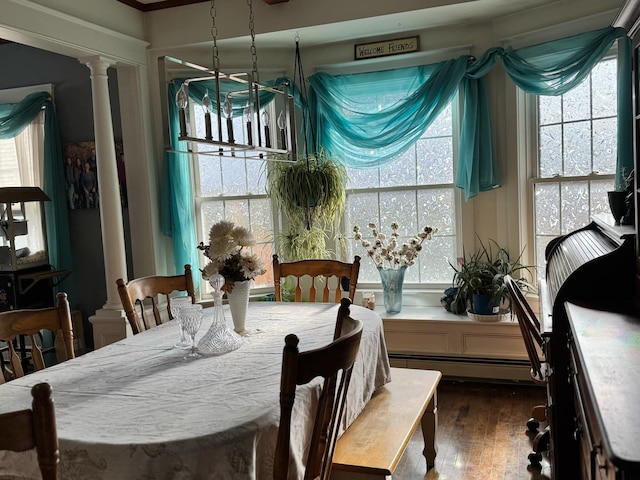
{"left": 394, "top": 378, "right": 551, "bottom": 480}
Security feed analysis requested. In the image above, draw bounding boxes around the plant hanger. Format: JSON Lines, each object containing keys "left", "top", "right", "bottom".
{"left": 293, "top": 35, "right": 315, "bottom": 160}
{"left": 293, "top": 36, "right": 315, "bottom": 230}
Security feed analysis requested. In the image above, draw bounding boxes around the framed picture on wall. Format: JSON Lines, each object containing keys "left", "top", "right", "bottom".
{"left": 63, "top": 141, "right": 126, "bottom": 209}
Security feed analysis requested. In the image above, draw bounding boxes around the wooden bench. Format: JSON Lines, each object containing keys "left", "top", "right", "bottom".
{"left": 331, "top": 367, "right": 442, "bottom": 479}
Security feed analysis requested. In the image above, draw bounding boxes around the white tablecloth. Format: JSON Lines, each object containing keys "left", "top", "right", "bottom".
{"left": 0, "top": 302, "right": 391, "bottom": 480}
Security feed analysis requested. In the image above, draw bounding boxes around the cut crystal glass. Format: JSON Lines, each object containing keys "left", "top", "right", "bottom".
{"left": 197, "top": 274, "right": 243, "bottom": 356}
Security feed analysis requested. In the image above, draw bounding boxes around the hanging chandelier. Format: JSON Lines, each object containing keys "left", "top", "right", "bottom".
{"left": 160, "top": 0, "right": 297, "bottom": 161}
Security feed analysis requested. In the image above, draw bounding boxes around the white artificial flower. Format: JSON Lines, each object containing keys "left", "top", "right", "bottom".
{"left": 198, "top": 220, "right": 266, "bottom": 292}
{"left": 352, "top": 222, "right": 438, "bottom": 270}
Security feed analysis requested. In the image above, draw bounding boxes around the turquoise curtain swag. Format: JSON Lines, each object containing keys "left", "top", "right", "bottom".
{"left": 308, "top": 25, "right": 630, "bottom": 200}
{"left": 160, "top": 78, "right": 298, "bottom": 284}
{"left": 0, "top": 91, "right": 73, "bottom": 295}
{"left": 500, "top": 26, "right": 632, "bottom": 189}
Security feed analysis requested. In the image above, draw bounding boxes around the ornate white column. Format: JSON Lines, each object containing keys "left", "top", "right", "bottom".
{"left": 81, "top": 56, "right": 131, "bottom": 347}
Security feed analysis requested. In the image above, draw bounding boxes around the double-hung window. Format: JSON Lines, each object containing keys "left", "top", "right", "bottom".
{"left": 344, "top": 100, "right": 459, "bottom": 289}
{"left": 530, "top": 56, "right": 617, "bottom": 277}
{"left": 0, "top": 122, "right": 46, "bottom": 254}
{"left": 190, "top": 72, "right": 461, "bottom": 297}
{"left": 191, "top": 104, "right": 275, "bottom": 293}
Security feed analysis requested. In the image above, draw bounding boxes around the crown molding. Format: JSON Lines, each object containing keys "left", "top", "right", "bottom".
{"left": 116, "top": 0, "right": 287, "bottom": 11}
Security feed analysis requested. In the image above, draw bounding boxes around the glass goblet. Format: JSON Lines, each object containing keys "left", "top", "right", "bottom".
{"left": 179, "top": 304, "right": 203, "bottom": 359}
{"left": 169, "top": 296, "right": 194, "bottom": 349}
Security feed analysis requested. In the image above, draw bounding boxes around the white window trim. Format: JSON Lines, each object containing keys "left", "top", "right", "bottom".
{"left": 520, "top": 57, "right": 618, "bottom": 280}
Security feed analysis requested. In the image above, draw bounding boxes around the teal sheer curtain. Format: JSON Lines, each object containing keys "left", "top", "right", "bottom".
{"left": 0, "top": 91, "right": 73, "bottom": 295}
{"left": 309, "top": 58, "right": 467, "bottom": 166}
{"left": 160, "top": 81, "right": 200, "bottom": 291}
{"left": 308, "top": 55, "right": 500, "bottom": 200}
{"left": 500, "top": 26, "right": 631, "bottom": 187}
{"left": 160, "top": 78, "right": 297, "bottom": 287}
{"left": 308, "top": 26, "right": 631, "bottom": 200}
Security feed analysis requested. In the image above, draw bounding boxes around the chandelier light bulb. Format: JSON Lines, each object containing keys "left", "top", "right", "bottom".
{"left": 224, "top": 95, "right": 235, "bottom": 145}
{"left": 175, "top": 84, "right": 188, "bottom": 136}
{"left": 223, "top": 95, "right": 233, "bottom": 119}
{"left": 202, "top": 90, "right": 211, "bottom": 113}
{"left": 262, "top": 110, "right": 271, "bottom": 148}
{"left": 277, "top": 111, "right": 287, "bottom": 149}
{"left": 175, "top": 84, "right": 188, "bottom": 109}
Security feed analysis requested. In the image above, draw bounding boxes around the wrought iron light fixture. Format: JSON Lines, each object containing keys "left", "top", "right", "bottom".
{"left": 160, "top": 0, "right": 296, "bottom": 161}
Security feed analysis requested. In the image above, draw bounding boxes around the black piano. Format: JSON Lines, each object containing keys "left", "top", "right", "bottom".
{"left": 540, "top": 214, "right": 639, "bottom": 479}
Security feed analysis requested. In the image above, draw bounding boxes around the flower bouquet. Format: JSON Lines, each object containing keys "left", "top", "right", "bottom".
{"left": 353, "top": 222, "right": 437, "bottom": 313}
{"left": 353, "top": 222, "right": 437, "bottom": 270}
{"left": 198, "top": 220, "right": 266, "bottom": 294}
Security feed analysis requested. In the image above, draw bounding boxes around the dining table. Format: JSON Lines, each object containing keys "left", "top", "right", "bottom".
{"left": 0, "top": 301, "right": 391, "bottom": 480}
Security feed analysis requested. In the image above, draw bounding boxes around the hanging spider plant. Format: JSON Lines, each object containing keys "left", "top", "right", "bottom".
{"left": 267, "top": 149, "right": 347, "bottom": 261}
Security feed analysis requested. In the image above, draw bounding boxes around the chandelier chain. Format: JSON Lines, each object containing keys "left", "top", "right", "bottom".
{"left": 247, "top": 0, "right": 259, "bottom": 83}
{"left": 210, "top": 0, "right": 220, "bottom": 71}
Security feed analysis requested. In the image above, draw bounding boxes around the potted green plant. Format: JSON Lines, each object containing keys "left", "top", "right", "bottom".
{"left": 445, "top": 239, "right": 535, "bottom": 316}
{"left": 274, "top": 225, "right": 328, "bottom": 262}
{"left": 267, "top": 150, "right": 347, "bottom": 261}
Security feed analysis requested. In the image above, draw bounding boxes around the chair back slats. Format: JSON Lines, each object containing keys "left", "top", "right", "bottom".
{"left": 274, "top": 298, "right": 363, "bottom": 480}
{"left": 0, "top": 382, "right": 59, "bottom": 480}
{"left": 0, "top": 293, "right": 74, "bottom": 382}
{"left": 273, "top": 255, "right": 361, "bottom": 303}
{"left": 504, "top": 275, "right": 545, "bottom": 383}
{"left": 30, "top": 335, "right": 46, "bottom": 371}
{"left": 117, "top": 265, "right": 195, "bottom": 335}
{"left": 5, "top": 342, "right": 24, "bottom": 381}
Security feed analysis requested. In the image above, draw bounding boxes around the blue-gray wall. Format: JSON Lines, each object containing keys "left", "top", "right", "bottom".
{"left": 0, "top": 41, "right": 133, "bottom": 350}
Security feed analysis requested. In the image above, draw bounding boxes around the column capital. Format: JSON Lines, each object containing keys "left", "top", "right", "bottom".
{"left": 79, "top": 55, "right": 116, "bottom": 74}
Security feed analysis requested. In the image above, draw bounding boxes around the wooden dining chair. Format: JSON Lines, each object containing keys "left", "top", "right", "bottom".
{"left": 0, "top": 292, "right": 74, "bottom": 384}
{"left": 116, "top": 264, "right": 195, "bottom": 335}
{"left": 504, "top": 275, "right": 550, "bottom": 464}
{"left": 0, "top": 382, "right": 59, "bottom": 479}
{"left": 274, "top": 298, "right": 364, "bottom": 480}
{"left": 272, "top": 254, "right": 361, "bottom": 303}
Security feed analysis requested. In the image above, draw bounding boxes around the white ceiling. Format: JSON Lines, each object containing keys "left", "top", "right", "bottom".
{"left": 215, "top": 0, "right": 557, "bottom": 48}
{"left": 116, "top": 0, "right": 622, "bottom": 52}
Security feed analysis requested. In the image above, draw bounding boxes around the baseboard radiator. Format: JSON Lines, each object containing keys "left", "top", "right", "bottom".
{"left": 388, "top": 353, "right": 534, "bottom": 383}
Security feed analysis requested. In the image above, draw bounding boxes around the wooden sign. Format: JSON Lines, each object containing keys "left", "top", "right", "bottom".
{"left": 354, "top": 36, "right": 419, "bottom": 60}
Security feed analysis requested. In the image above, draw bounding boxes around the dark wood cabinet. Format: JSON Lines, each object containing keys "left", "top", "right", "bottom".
{"left": 565, "top": 303, "right": 640, "bottom": 480}
{"left": 632, "top": 5, "right": 640, "bottom": 301}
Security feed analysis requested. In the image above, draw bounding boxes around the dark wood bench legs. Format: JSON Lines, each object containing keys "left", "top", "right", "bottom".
{"left": 422, "top": 390, "right": 438, "bottom": 470}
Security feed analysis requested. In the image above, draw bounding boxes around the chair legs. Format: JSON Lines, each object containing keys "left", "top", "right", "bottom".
{"left": 526, "top": 404, "right": 549, "bottom": 467}
{"left": 528, "top": 426, "right": 550, "bottom": 466}
{"left": 526, "top": 404, "right": 547, "bottom": 431}
{"left": 533, "top": 427, "right": 550, "bottom": 452}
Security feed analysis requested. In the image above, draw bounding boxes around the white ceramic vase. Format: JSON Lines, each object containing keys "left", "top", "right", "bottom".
{"left": 226, "top": 280, "right": 251, "bottom": 334}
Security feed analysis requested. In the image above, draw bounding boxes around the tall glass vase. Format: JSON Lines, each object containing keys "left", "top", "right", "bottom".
{"left": 378, "top": 266, "right": 408, "bottom": 314}
{"left": 226, "top": 280, "right": 251, "bottom": 335}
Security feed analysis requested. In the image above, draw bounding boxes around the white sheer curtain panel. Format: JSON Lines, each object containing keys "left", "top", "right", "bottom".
{"left": 13, "top": 111, "right": 46, "bottom": 253}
